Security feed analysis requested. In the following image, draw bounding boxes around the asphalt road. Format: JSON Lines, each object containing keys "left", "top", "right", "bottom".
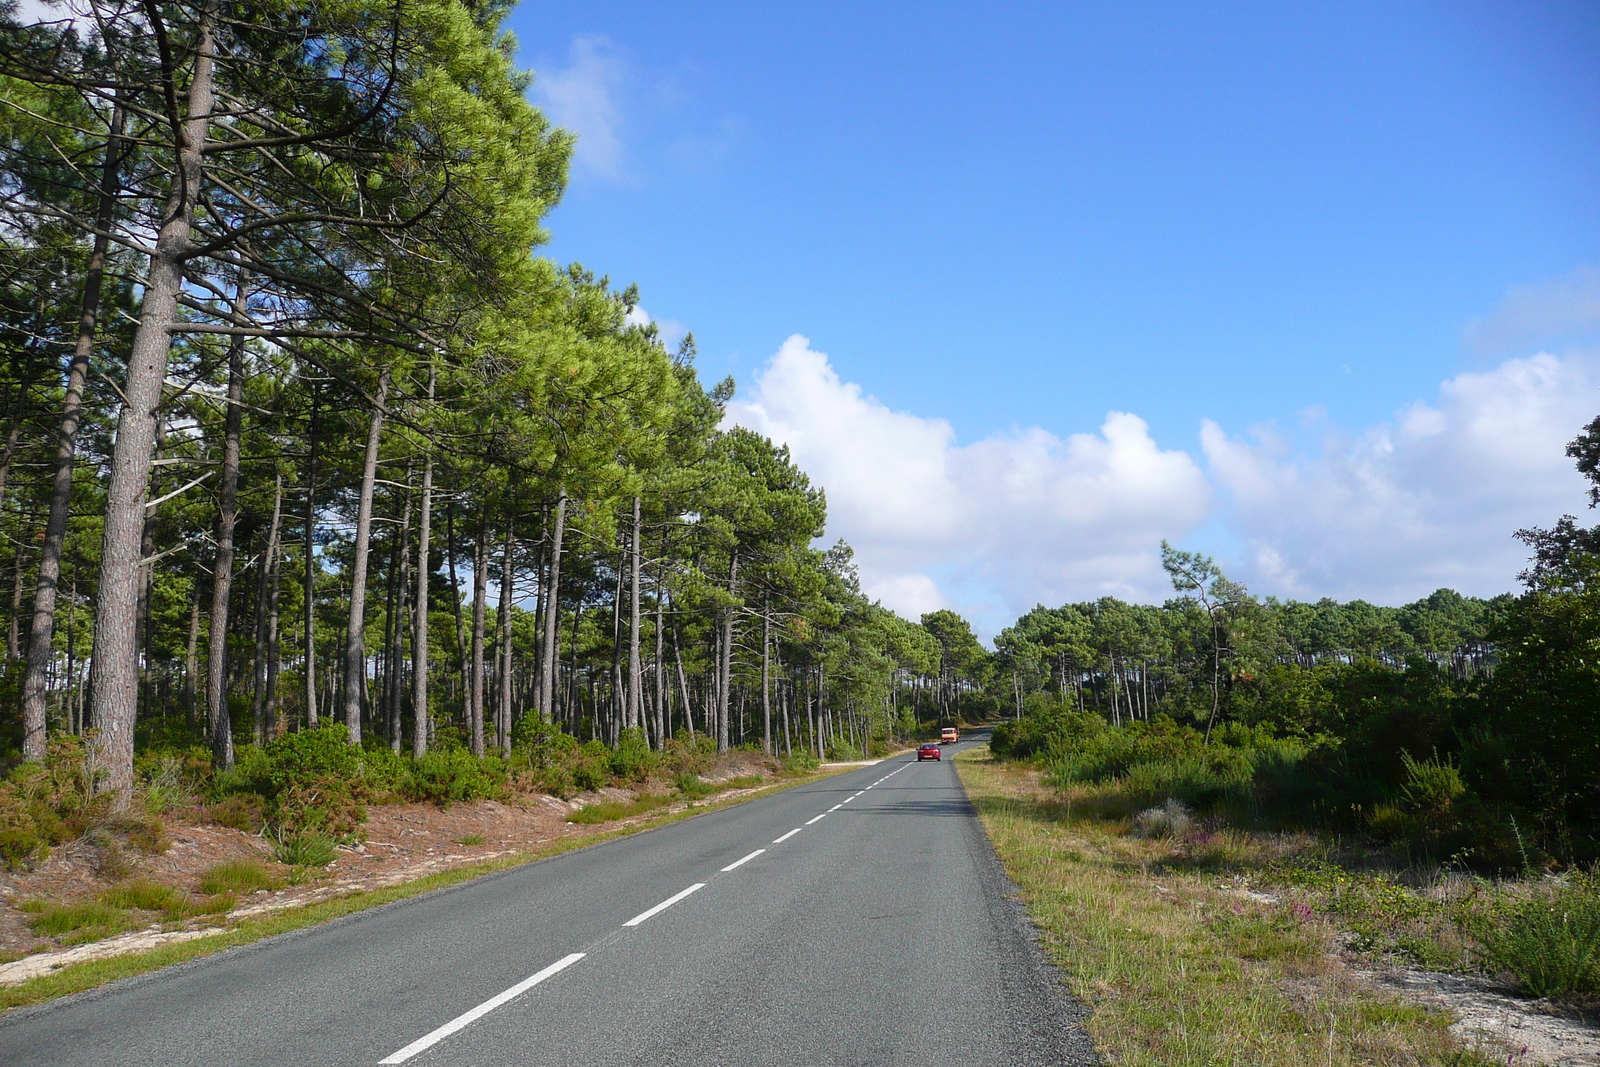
{"left": 0, "top": 732, "right": 1099, "bottom": 1066}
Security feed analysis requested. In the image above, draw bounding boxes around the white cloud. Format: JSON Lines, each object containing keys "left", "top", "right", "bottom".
{"left": 624, "top": 305, "right": 687, "bottom": 351}
{"left": 1203, "top": 351, "right": 1600, "bottom": 601}
{"left": 1463, "top": 265, "right": 1600, "bottom": 356}
{"left": 726, "top": 336, "right": 1213, "bottom": 631}
{"left": 533, "top": 36, "right": 628, "bottom": 181}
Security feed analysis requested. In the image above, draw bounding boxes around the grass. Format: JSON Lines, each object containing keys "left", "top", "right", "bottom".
{"left": 270, "top": 833, "right": 338, "bottom": 867}
{"left": 455, "top": 833, "right": 486, "bottom": 846}
{"left": 0, "top": 762, "right": 853, "bottom": 1012}
{"left": 198, "top": 859, "right": 283, "bottom": 896}
{"left": 953, "top": 748, "right": 1502, "bottom": 1067}
{"left": 20, "top": 901, "right": 142, "bottom": 945}
{"left": 567, "top": 794, "right": 674, "bottom": 824}
{"left": 98, "top": 878, "right": 189, "bottom": 918}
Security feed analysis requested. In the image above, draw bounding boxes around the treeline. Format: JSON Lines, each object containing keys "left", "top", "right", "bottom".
{"left": 0, "top": 0, "right": 967, "bottom": 803}
{"left": 984, "top": 422, "right": 1600, "bottom": 867}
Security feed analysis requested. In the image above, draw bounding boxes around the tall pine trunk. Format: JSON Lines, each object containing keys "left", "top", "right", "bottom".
{"left": 496, "top": 520, "right": 513, "bottom": 754}
{"left": 626, "top": 496, "right": 642, "bottom": 732}
{"left": 717, "top": 550, "right": 738, "bottom": 752}
{"left": 20, "top": 99, "right": 124, "bottom": 759}
{"left": 761, "top": 606, "right": 771, "bottom": 753}
{"left": 302, "top": 383, "right": 319, "bottom": 727}
{"left": 250, "top": 473, "right": 283, "bottom": 744}
{"left": 411, "top": 385, "right": 434, "bottom": 757}
{"left": 469, "top": 511, "right": 488, "bottom": 757}
{"left": 341, "top": 369, "right": 389, "bottom": 745}
{"left": 88, "top": 0, "right": 219, "bottom": 803}
{"left": 536, "top": 487, "right": 566, "bottom": 721}
{"left": 206, "top": 281, "right": 248, "bottom": 770}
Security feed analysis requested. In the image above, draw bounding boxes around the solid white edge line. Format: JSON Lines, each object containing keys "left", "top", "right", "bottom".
{"left": 721, "top": 848, "right": 765, "bottom": 872}
{"left": 623, "top": 883, "right": 705, "bottom": 927}
{"left": 379, "top": 952, "right": 585, "bottom": 1064}
{"left": 773, "top": 828, "right": 801, "bottom": 843}
{"left": 805, "top": 813, "right": 827, "bottom": 824}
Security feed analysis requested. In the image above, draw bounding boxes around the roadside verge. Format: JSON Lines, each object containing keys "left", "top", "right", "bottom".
{"left": 953, "top": 748, "right": 1504, "bottom": 1067}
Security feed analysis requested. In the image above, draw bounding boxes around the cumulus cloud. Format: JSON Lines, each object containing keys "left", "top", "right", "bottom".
{"left": 1203, "top": 351, "right": 1600, "bottom": 601}
{"left": 624, "top": 305, "right": 687, "bottom": 351}
{"left": 726, "top": 336, "right": 1213, "bottom": 630}
{"left": 1463, "top": 266, "right": 1600, "bottom": 356}
{"left": 532, "top": 36, "right": 628, "bottom": 181}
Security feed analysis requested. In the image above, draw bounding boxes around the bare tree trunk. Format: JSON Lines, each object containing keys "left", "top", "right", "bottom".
{"left": 674, "top": 620, "right": 694, "bottom": 739}
{"left": 265, "top": 527, "right": 283, "bottom": 737}
{"left": 411, "top": 376, "right": 434, "bottom": 758}
{"left": 469, "top": 511, "right": 488, "bottom": 757}
{"left": 342, "top": 368, "right": 389, "bottom": 745}
{"left": 18, "top": 87, "right": 119, "bottom": 756}
{"left": 88, "top": 0, "right": 220, "bottom": 804}
{"left": 496, "top": 520, "right": 513, "bottom": 754}
{"left": 536, "top": 487, "right": 566, "bottom": 720}
{"left": 608, "top": 558, "right": 623, "bottom": 744}
{"left": 780, "top": 670, "right": 792, "bottom": 756}
{"left": 761, "top": 606, "right": 771, "bottom": 753}
{"left": 653, "top": 589, "right": 666, "bottom": 750}
{"left": 250, "top": 473, "right": 283, "bottom": 745}
{"left": 206, "top": 283, "right": 249, "bottom": 770}
{"left": 183, "top": 592, "right": 201, "bottom": 731}
{"left": 626, "top": 496, "right": 642, "bottom": 732}
{"left": 446, "top": 502, "right": 467, "bottom": 710}
{"left": 717, "top": 550, "right": 738, "bottom": 753}
{"left": 389, "top": 469, "right": 413, "bottom": 752}
{"left": 302, "top": 383, "right": 319, "bottom": 727}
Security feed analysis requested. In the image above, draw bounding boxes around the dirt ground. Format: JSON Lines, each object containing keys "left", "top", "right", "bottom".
{"left": 0, "top": 752, "right": 787, "bottom": 986}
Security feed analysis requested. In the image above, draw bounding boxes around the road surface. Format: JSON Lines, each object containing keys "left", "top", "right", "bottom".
{"left": 0, "top": 732, "right": 1098, "bottom": 1066}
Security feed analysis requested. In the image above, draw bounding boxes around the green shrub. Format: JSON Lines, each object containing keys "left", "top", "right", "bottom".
{"left": 358, "top": 743, "right": 410, "bottom": 799}
{"left": 783, "top": 751, "right": 819, "bottom": 775}
{"left": 271, "top": 832, "right": 338, "bottom": 867}
{"left": 609, "top": 728, "right": 658, "bottom": 782}
{"left": 826, "top": 739, "right": 864, "bottom": 762}
{"left": 512, "top": 718, "right": 579, "bottom": 768}
{"left": 0, "top": 787, "right": 47, "bottom": 869}
{"left": 198, "top": 858, "right": 282, "bottom": 896}
{"left": 571, "top": 752, "right": 608, "bottom": 793}
{"left": 271, "top": 774, "right": 365, "bottom": 842}
{"left": 405, "top": 749, "right": 506, "bottom": 804}
{"left": 208, "top": 793, "right": 266, "bottom": 833}
{"left": 262, "top": 725, "right": 361, "bottom": 792}
{"left": 0, "top": 735, "right": 108, "bottom": 869}
{"left": 98, "top": 878, "right": 188, "bottom": 918}
{"left": 663, "top": 736, "right": 715, "bottom": 776}
{"left": 1485, "top": 875, "right": 1600, "bottom": 996}
{"left": 567, "top": 794, "right": 672, "bottom": 824}
{"left": 991, "top": 707, "right": 1104, "bottom": 761}
{"left": 674, "top": 771, "right": 714, "bottom": 799}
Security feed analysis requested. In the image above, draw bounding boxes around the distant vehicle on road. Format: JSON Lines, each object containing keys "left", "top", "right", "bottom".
{"left": 917, "top": 743, "right": 942, "bottom": 761}
{"left": 940, "top": 727, "right": 958, "bottom": 744}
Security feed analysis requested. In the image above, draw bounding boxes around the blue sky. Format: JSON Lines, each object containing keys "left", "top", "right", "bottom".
{"left": 505, "top": 1, "right": 1600, "bottom": 634}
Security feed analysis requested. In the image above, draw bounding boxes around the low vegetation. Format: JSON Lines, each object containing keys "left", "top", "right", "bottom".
{"left": 956, "top": 751, "right": 1531, "bottom": 1066}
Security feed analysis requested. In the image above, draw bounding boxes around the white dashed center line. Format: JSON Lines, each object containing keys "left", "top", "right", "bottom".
{"left": 721, "top": 849, "right": 765, "bottom": 872}
{"left": 805, "top": 813, "right": 828, "bottom": 825}
{"left": 624, "top": 883, "right": 705, "bottom": 927}
{"left": 773, "top": 828, "right": 801, "bottom": 843}
{"left": 379, "top": 952, "right": 586, "bottom": 1064}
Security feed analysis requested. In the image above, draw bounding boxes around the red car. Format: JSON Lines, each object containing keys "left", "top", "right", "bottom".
{"left": 916, "top": 743, "right": 942, "bottom": 761}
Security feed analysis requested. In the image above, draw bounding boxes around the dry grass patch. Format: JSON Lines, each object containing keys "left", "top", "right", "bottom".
{"left": 955, "top": 750, "right": 1500, "bottom": 1067}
